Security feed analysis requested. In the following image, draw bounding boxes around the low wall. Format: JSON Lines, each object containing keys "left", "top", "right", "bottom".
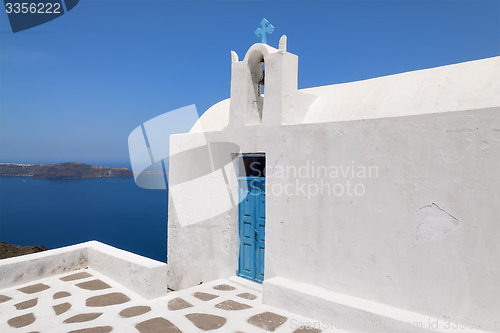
{"left": 0, "top": 241, "right": 168, "bottom": 299}
{"left": 0, "top": 243, "right": 88, "bottom": 289}
{"left": 264, "top": 276, "right": 490, "bottom": 333}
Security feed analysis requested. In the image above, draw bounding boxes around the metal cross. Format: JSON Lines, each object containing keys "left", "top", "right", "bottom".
{"left": 255, "top": 18, "right": 274, "bottom": 44}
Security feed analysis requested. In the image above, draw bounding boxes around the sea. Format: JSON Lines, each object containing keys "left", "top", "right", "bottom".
{"left": 0, "top": 176, "right": 168, "bottom": 262}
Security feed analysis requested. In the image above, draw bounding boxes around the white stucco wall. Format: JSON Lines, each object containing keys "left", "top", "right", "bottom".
{"left": 167, "top": 45, "right": 500, "bottom": 331}
{"left": 266, "top": 108, "right": 500, "bottom": 331}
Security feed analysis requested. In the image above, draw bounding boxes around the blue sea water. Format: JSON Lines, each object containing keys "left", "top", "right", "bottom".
{"left": 0, "top": 177, "right": 168, "bottom": 262}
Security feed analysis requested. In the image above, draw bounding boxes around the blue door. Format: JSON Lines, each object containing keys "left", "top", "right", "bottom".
{"left": 238, "top": 154, "right": 266, "bottom": 283}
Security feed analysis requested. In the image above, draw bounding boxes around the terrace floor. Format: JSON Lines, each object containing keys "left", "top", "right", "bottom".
{"left": 0, "top": 268, "right": 340, "bottom": 333}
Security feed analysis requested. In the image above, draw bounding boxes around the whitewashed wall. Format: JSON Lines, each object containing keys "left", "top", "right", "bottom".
{"left": 168, "top": 107, "right": 500, "bottom": 331}
{"left": 267, "top": 108, "right": 500, "bottom": 332}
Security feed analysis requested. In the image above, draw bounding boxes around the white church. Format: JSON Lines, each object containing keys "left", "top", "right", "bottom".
{"left": 166, "top": 36, "right": 500, "bottom": 332}
{"left": 2, "top": 37, "right": 498, "bottom": 333}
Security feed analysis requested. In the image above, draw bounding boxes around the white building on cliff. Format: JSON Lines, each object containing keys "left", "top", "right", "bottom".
{"left": 167, "top": 37, "right": 500, "bottom": 332}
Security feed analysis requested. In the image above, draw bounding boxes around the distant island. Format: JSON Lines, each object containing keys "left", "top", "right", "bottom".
{"left": 0, "top": 162, "right": 133, "bottom": 180}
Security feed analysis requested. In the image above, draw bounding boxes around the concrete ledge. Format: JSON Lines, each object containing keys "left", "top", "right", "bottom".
{"left": 87, "top": 241, "right": 167, "bottom": 299}
{"left": 0, "top": 242, "right": 89, "bottom": 290}
{"left": 0, "top": 241, "right": 168, "bottom": 299}
{"left": 263, "top": 276, "right": 489, "bottom": 333}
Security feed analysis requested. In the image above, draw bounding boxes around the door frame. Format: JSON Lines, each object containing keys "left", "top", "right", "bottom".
{"left": 237, "top": 153, "right": 266, "bottom": 283}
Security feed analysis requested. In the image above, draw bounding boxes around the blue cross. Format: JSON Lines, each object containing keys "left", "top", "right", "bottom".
{"left": 255, "top": 18, "right": 274, "bottom": 44}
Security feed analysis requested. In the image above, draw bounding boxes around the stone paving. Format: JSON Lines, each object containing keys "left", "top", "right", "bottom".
{"left": 0, "top": 268, "right": 342, "bottom": 333}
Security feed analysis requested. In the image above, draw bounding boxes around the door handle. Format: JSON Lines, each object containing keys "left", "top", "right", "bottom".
{"left": 254, "top": 229, "right": 258, "bottom": 241}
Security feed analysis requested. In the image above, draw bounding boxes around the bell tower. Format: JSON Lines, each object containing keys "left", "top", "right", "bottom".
{"left": 229, "top": 36, "right": 315, "bottom": 128}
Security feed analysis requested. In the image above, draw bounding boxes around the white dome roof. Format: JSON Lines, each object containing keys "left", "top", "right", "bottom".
{"left": 191, "top": 56, "right": 500, "bottom": 132}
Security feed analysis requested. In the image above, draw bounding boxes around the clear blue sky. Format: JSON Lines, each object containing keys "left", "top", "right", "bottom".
{"left": 0, "top": 0, "right": 499, "bottom": 167}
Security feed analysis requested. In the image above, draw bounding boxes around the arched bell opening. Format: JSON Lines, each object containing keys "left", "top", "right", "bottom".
{"left": 246, "top": 50, "right": 266, "bottom": 125}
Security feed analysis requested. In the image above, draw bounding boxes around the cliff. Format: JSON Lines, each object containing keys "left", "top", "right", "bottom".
{"left": 0, "top": 242, "right": 49, "bottom": 259}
